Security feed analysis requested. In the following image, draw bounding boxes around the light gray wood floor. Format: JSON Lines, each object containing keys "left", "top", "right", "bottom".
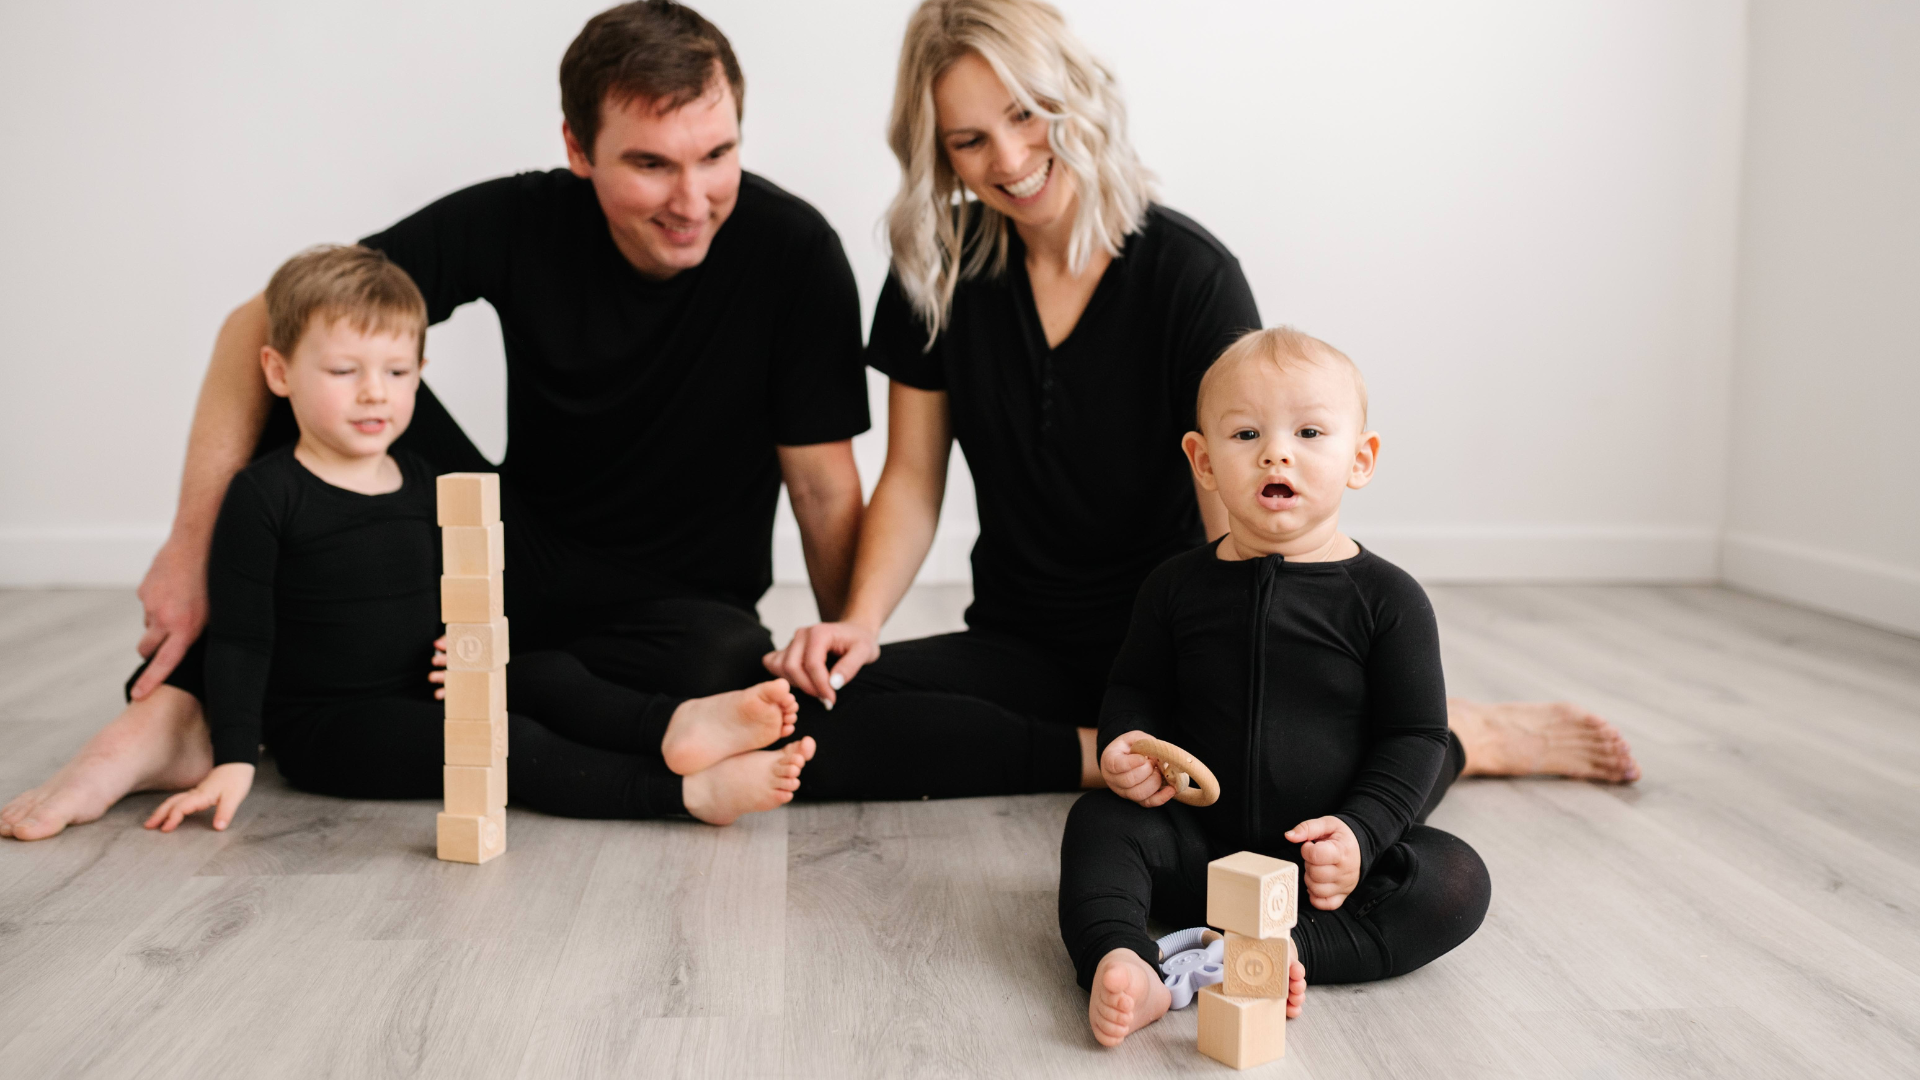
{"left": 1, "top": 584, "right": 1917, "bottom": 1079}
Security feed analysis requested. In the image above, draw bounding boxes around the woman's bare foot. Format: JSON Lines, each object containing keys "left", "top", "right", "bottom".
{"left": 661, "top": 679, "right": 799, "bottom": 776}
{"left": 1088, "top": 948, "right": 1173, "bottom": 1048}
{"left": 681, "top": 736, "right": 816, "bottom": 826}
{"left": 1, "top": 686, "right": 213, "bottom": 841}
{"left": 1450, "top": 697, "right": 1641, "bottom": 783}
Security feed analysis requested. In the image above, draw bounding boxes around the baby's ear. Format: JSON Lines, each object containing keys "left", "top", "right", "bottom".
{"left": 1348, "top": 431, "right": 1381, "bottom": 490}
{"left": 1181, "top": 431, "right": 1216, "bottom": 490}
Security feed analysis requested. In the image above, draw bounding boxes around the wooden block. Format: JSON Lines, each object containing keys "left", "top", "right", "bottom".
{"left": 445, "top": 618, "right": 509, "bottom": 671}
{"left": 1207, "top": 850, "right": 1297, "bottom": 938}
{"left": 440, "top": 574, "right": 504, "bottom": 623}
{"left": 445, "top": 719, "right": 508, "bottom": 767}
{"left": 442, "top": 522, "right": 505, "bottom": 576}
{"left": 1196, "top": 984, "right": 1286, "bottom": 1069}
{"left": 436, "top": 810, "right": 505, "bottom": 864}
{"left": 443, "top": 668, "right": 506, "bottom": 722}
{"left": 444, "top": 764, "right": 506, "bottom": 815}
{"left": 1223, "top": 932, "right": 1297, "bottom": 998}
{"left": 436, "top": 472, "right": 499, "bottom": 527}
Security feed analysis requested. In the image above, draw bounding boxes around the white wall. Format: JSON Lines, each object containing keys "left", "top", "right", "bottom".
{"left": 0, "top": 1, "right": 1748, "bottom": 589}
{"left": 1720, "top": 1, "right": 1920, "bottom": 636}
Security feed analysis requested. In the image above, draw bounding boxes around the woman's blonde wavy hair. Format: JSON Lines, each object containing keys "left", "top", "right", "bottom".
{"left": 886, "top": 0, "right": 1155, "bottom": 340}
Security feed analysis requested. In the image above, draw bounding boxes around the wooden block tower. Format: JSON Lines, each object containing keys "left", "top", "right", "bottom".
{"left": 1197, "top": 851, "right": 1299, "bottom": 1069}
{"left": 435, "top": 473, "right": 508, "bottom": 864}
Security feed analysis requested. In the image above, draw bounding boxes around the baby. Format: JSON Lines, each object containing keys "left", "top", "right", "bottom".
{"left": 146, "top": 244, "right": 813, "bottom": 834}
{"left": 1057, "top": 327, "right": 1491, "bottom": 1046}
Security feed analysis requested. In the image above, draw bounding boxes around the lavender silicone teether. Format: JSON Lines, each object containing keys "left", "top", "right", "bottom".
{"left": 1156, "top": 926, "right": 1225, "bottom": 1009}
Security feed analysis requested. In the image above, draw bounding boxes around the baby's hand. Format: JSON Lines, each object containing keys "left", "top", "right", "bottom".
{"left": 429, "top": 635, "right": 448, "bottom": 700}
{"left": 145, "top": 762, "right": 256, "bottom": 833}
{"left": 1285, "top": 816, "right": 1361, "bottom": 910}
{"left": 1101, "top": 731, "right": 1175, "bottom": 807}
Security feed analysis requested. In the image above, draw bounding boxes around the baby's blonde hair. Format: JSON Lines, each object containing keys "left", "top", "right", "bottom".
{"left": 1196, "top": 327, "right": 1369, "bottom": 432}
{"left": 885, "top": 0, "right": 1155, "bottom": 342}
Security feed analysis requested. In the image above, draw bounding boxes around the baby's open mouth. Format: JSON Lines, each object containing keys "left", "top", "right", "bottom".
{"left": 1262, "top": 482, "right": 1295, "bottom": 499}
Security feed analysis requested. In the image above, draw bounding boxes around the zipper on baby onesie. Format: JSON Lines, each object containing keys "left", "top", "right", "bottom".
{"left": 1244, "top": 556, "right": 1279, "bottom": 843}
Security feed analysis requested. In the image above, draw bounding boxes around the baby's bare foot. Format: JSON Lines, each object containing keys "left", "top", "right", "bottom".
{"left": 1089, "top": 948, "right": 1173, "bottom": 1048}
{"left": 1452, "top": 698, "right": 1641, "bottom": 783}
{"left": 681, "top": 736, "right": 815, "bottom": 826}
{"left": 1285, "top": 956, "right": 1307, "bottom": 1018}
{"left": 661, "top": 679, "right": 799, "bottom": 777}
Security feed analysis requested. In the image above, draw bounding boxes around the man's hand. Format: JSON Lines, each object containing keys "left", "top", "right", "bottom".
{"left": 145, "top": 762, "right": 255, "bottom": 832}
{"left": 130, "top": 537, "right": 210, "bottom": 700}
{"left": 1285, "top": 816, "right": 1362, "bottom": 910}
{"left": 762, "top": 622, "right": 880, "bottom": 708}
{"left": 1100, "top": 731, "right": 1175, "bottom": 807}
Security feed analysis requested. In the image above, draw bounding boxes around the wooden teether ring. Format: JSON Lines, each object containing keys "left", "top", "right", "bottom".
{"left": 1129, "top": 737, "right": 1220, "bottom": 807}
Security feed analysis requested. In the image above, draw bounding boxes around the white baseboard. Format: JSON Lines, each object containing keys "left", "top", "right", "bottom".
{"left": 775, "top": 524, "right": 1722, "bottom": 587}
{"left": 1354, "top": 525, "right": 1721, "bottom": 583}
{"left": 774, "top": 527, "right": 975, "bottom": 585}
{"left": 0, "top": 526, "right": 167, "bottom": 587}
{"left": 1722, "top": 532, "right": 1920, "bottom": 638}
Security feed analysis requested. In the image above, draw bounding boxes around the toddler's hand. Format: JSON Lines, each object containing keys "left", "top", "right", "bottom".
{"left": 429, "top": 635, "right": 448, "bottom": 700}
{"left": 1285, "top": 816, "right": 1361, "bottom": 910}
{"left": 1101, "top": 732, "right": 1175, "bottom": 807}
{"left": 145, "top": 762, "right": 256, "bottom": 833}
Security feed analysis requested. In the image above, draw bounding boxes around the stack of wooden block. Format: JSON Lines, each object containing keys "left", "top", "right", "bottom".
{"left": 1198, "top": 850, "right": 1299, "bottom": 1069}
{"left": 435, "top": 473, "right": 508, "bottom": 864}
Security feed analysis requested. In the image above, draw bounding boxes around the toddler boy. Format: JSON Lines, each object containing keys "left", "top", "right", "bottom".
{"left": 145, "top": 244, "right": 811, "bottom": 833}
{"left": 1058, "top": 327, "right": 1491, "bottom": 1047}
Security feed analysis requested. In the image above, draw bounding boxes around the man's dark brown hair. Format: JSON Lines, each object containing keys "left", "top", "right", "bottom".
{"left": 561, "top": 1, "right": 745, "bottom": 160}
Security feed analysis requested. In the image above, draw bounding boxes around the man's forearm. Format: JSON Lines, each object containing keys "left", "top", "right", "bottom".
{"left": 169, "top": 295, "right": 274, "bottom": 554}
{"left": 790, "top": 481, "right": 861, "bottom": 621}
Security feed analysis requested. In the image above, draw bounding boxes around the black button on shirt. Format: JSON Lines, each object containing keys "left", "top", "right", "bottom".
{"left": 867, "top": 206, "right": 1261, "bottom": 653}
{"left": 361, "top": 169, "right": 870, "bottom": 612}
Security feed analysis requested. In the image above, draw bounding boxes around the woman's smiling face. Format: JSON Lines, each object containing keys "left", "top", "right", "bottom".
{"left": 933, "top": 51, "right": 1076, "bottom": 230}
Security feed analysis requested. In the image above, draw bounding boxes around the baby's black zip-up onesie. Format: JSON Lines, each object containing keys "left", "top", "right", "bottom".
{"left": 1057, "top": 540, "right": 1491, "bottom": 986}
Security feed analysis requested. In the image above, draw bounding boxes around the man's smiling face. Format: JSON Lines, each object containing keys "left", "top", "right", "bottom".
{"left": 565, "top": 69, "right": 742, "bottom": 280}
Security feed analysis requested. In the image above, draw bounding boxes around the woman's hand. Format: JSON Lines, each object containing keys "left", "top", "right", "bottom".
{"left": 1100, "top": 731, "right": 1175, "bottom": 807}
{"left": 429, "top": 635, "right": 448, "bottom": 699}
{"left": 145, "top": 762, "right": 256, "bottom": 833}
{"left": 1286, "top": 816, "right": 1362, "bottom": 910}
{"left": 762, "top": 622, "right": 880, "bottom": 708}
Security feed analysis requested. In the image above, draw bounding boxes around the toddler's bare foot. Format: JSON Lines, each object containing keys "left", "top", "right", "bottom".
{"left": 661, "top": 679, "right": 799, "bottom": 776}
{"left": 1285, "top": 956, "right": 1307, "bottom": 1018}
{"left": 1088, "top": 948, "right": 1173, "bottom": 1048}
{"left": 1451, "top": 698, "right": 1641, "bottom": 783}
{"left": 2, "top": 686, "right": 211, "bottom": 841}
{"left": 681, "top": 736, "right": 815, "bottom": 826}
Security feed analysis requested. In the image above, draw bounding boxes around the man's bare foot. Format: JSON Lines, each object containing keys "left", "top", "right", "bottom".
{"left": 1089, "top": 948, "right": 1173, "bottom": 1048}
{"left": 681, "top": 736, "right": 816, "bottom": 826}
{"left": 1, "top": 686, "right": 212, "bottom": 841}
{"left": 1450, "top": 697, "right": 1641, "bottom": 783}
{"left": 661, "top": 679, "right": 799, "bottom": 776}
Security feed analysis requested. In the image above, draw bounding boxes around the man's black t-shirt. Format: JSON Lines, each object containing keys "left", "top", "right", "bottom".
{"left": 361, "top": 169, "right": 870, "bottom": 613}
{"left": 867, "top": 206, "right": 1260, "bottom": 654}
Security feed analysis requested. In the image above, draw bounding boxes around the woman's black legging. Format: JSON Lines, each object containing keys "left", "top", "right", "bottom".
{"left": 265, "top": 650, "right": 689, "bottom": 819}
{"left": 784, "top": 628, "right": 1094, "bottom": 800}
{"left": 1057, "top": 738, "right": 1488, "bottom": 987}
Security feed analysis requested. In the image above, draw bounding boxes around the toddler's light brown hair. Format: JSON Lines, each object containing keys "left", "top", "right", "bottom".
{"left": 263, "top": 244, "right": 428, "bottom": 358}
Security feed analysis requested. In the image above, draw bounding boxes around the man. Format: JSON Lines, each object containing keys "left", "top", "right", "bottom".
{"left": 3, "top": 0, "right": 870, "bottom": 839}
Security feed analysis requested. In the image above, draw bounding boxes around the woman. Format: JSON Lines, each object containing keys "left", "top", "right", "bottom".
{"left": 767, "top": 0, "right": 1639, "bottom": 798}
